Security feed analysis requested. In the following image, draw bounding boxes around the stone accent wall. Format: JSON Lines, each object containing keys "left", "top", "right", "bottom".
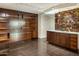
{"left": 55, "top": 8, "right": 79, "bottom": 32}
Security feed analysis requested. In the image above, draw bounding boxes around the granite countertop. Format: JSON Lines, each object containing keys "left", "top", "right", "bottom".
{"left": 47, "top": 30, "right": 79, "bottom": 34}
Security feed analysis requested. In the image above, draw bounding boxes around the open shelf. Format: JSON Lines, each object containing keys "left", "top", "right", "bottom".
{"left": 0, "top": 21, "right": 8, "bottom": 23}
{"left": 0, "top": 34, "right": 9, "bottom": 42}
{"left": 0, "top": 18, "right": 9, "bottom": 42}
{"left": 0, "top": 28, "right": 9, "bottom": 30}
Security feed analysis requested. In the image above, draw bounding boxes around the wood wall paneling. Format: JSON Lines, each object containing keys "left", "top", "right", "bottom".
{"left": 0, "top": 8, "right": 38, "bottom": 43}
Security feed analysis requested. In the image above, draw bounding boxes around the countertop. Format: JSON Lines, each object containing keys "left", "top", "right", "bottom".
{"left": 47, "top": 30, "right": 79, "bottom": 34}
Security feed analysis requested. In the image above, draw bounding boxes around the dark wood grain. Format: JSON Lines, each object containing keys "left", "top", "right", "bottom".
{"left": 47, "top": 31, "right": 78, "bottom": 52}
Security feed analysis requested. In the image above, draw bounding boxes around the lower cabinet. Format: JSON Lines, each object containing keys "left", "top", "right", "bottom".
{"left": 32, "top": 31, "right": 38, "bottom": 39}
{"left": 58, "top": 33, "right": 66, "bottom": 47}
{"left": 47, "top": 32, "right": 54, "bottom": 43}
{"left": 70, "top": 34, "right": 77, "bottom": 50}
{"left": 21, "top": 32, "right": 32, "bottom": 40}
{"left": 47, "top": 31, "right": 78, "bottom": 52}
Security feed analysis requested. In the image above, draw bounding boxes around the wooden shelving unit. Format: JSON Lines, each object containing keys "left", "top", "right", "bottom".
{"left": 0, "top": 18, "right": 9, "bottom": 42}
{"left": 0, "top": 8, "right": 38, "bottom": 43}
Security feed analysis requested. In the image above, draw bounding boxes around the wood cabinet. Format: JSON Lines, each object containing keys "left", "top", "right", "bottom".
{"left": 47, "top": 31, "right": 78, "bottom": 52}
{"left": 0, "top": 18, "right": 9, "bottom": 42}
{"left": 0, "top": 34, "right": 8, "bottom": 41}
{"left": 0, "top": 22, "right": 8, "bottom": 29}
{"left": 21, "top": 18, "right": 31, "bottom": 40}
{"left": 30, "top": 17, "right": 38, "bottom": 39}
{"left": 0, "top": 8, "right": 38, "bottom": 51}
{"left": 69, "top": 34, "right": 77, "bottom": 50}
{"left": 0, "top": 8, "right": 38, "bottom": 43}
{"left": 47, "top": 32, "right": 54, "bottom": 43}
{"left": 21, "top": 15, "right": 38, "bottom": 40}
{"left": 20, "top": 32, "right": 32, "bottom": 40}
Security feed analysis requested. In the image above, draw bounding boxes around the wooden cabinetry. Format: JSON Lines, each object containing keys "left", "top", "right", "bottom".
{"left": 0, "top": 17, "right": 9, "bottom": 42}
{"left": 47, "top": 31, "right": 78, "bottom": 52}
{"left": 21, "top": 32, "right": 32, "bottom": 40}
{"left": 30, "top": 17, "right": 38, "bottom": 39}
{"left": 59, "top": 33, "right": 68, "bottom": 47}
{"left": 47, "top": 32, "right": 54, "bottom": 43}
{"left": 21, "top": 18, "right": 32, "bottom": 40}
{"left": 0, "top": 8, "right": 38, "bottom": 43}
{"left": 0, "top": 34, "right": 8, "bottom": 41}
{"left": 0, "top": 8, "right": 38, "bottom": 51}
{"left": 0, "top": 9, "right": 19, "bottom": 18}
{"left": 69, "top": 34, "right": 77, "bottom": 50}
{"left": 0, "top": 22, "right": 8, "bottom": 29}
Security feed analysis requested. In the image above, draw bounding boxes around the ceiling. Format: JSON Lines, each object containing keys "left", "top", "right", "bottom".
{"left": 44, "top": 3, "right": 78, "bottom": 15}
{"left": 0, "top": 3, "right": 78, "bottom": 14}
{"left": 0, "top": 3, "right": 60, "bottom": 14}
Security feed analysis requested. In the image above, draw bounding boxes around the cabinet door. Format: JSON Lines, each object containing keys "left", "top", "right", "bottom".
{"left": 32, "top": 31, "right": 38, "bottom": 38}
{"left": 69, "top": 34, "right": 77, "bottom": 51}
{"left": 47, "top": 31, "right": 55, "bottom": 43}
{"left": 59, "top": 33, "right": 67, "bottom": 47}
{"left": 47, "top": 31, "right": 52, "bottom": 43}
{"left": 30, "top": 17, "right": 38, "bottom": 39}
{"left": 22, "top": 18, "right": 32, "bottom": 40}
{"left": 54, "top": 32, "right": 60, "bottom": 45}
{"left": 21, "top": 32, "right": 32, "bottom": 40}
{"left": 65, "top": 34, "right": 70, "bottom": 48}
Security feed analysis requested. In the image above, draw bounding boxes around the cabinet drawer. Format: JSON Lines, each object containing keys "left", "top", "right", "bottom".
{"left": 32, "top": 31, "right": 38, "bottom": 38}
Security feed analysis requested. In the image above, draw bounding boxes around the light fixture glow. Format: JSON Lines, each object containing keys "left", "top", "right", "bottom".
{"left": 0, "top": 13, "right": 6, "bottom": 17}
{"left": 9, "top": 19, "right": 25, "bottom": 29}
{"left": 10, "top": 32, "right": 21, "bottom": 41}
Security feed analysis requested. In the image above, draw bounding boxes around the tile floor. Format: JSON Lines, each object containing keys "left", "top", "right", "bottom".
{"left": 0, "top": 38, "right": 79, "bottom": 56}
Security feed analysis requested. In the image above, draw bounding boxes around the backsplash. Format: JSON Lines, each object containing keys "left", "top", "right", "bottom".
{"left": 55, "top": 8, "right": 79, "bottom": 32}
